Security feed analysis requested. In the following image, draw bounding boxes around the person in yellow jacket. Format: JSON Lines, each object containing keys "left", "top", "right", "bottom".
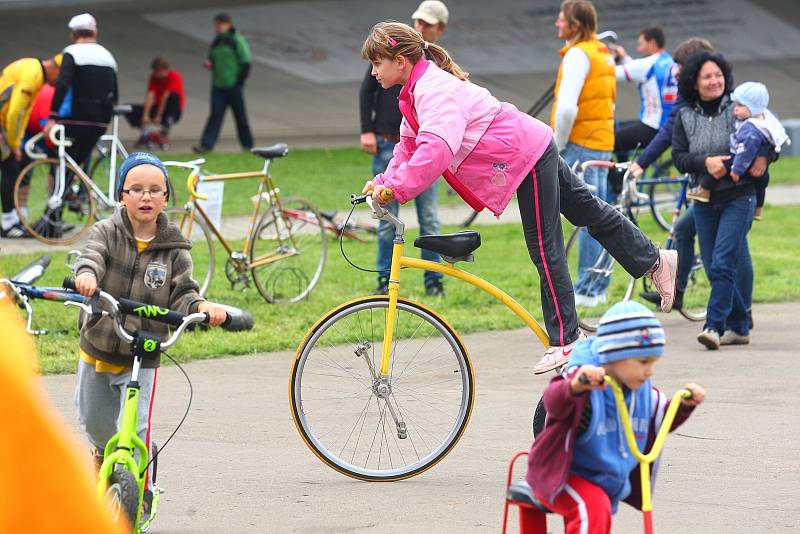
{"left": 0, "top": 281, "right": 127, "bottom": 533}
{"left": 550, "top": 1, "right": 617, "bottom": 309}
{"left": 1, "top": 55, "right": 61, "bottom": 238}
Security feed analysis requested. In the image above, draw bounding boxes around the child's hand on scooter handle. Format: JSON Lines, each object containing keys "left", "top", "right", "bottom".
{"left": 680, "top": 383, "right": 706, "bottom": 406}
{"left": 570, "top": 365, "right": 606, "bottom": 394}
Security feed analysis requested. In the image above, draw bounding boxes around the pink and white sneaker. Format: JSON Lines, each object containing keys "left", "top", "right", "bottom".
{"left": 533, "top": 330, "right": 587, "bottom": 375}
{"left": 646, "top": 249, "right": 678, "bottom": 313}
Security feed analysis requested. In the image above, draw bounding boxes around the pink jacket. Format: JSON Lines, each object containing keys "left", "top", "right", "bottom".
{"left": 373, "top": 59, "right": 553, "bottom": 216}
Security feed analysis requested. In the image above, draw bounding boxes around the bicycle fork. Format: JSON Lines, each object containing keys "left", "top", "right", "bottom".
{"left": 356, "top": 236, "right": 409, "bottom": 439}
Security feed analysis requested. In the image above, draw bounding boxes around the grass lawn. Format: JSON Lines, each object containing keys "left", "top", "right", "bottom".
{"left": 3, "top": 203, "right": 798, "bottom": 375}
{"left": 156, "top": 147, "right": 463, "bottom": 217}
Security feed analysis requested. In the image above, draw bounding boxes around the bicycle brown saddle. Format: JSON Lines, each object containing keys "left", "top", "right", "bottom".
{"left": 414, "top": 231, "right": 481, "bottom": 258}
{"left": 251, "top": 144, "right": 289, "bottom": 159}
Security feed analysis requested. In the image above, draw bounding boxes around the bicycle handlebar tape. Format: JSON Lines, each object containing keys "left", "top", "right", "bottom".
{"left": 219, "top": 304, "right": 254, "bottom": 332}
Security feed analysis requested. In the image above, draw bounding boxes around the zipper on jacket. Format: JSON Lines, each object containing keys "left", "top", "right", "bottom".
{"left": 113, "top": 246, "right": 140, "bottom": 359}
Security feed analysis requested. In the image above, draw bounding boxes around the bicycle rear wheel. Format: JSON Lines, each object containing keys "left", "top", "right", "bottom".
{"left": 249, "top": 196, "right": 326, "bottom": 303}
{"left": 648, "top": 178, "right": 686, "bottom": 232}
{"left": 565, "top": 224, "right": 635, "bottom": 332}
{"left": 14, "top": 158, "right": 96, "bottom": 245}
{"left": 291, "top": 296, "right": 474, "bottom": 481}
{"left": 164, "top": 207, "right": 215, "bottom": 296}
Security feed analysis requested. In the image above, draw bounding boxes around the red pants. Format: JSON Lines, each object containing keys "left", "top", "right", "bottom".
{"left": 535, "top": 474, "right": 612, "bottom": 534}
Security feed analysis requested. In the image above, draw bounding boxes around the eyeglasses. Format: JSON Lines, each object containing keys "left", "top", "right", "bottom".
{"left": 122, "top": 188, "right": 167, "bottom": 199}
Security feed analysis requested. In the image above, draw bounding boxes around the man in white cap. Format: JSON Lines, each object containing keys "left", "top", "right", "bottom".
{"left": 43, "top": 13, "right": 117, "bottom": 193}
{"left": 358, "top": 1, "right": 450, "bottom": 297}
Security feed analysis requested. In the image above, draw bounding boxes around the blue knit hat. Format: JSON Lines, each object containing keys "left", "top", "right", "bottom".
{"left": 595, "top": 300, "right": 665, "bottom": 363}
{"left": 732, "top": 82, "right": 769, "bottom": 117}
{"left": 117, "top": 152, "right": 170, "bottom": 201}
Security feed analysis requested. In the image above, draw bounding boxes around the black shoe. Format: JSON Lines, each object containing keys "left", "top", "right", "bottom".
{"left": 0, "top": 223, "right": 31, "bottom": 238}
{"left": 371, "top": 277, "right": 389, "bottom": 295}
{"left": 640, "top": 290, "right": 660, "bottom": 307}
{"left": 748, "top": 309, "right": 754, "bottom": 330}
{"left": 425, "top": 280, "right": 445, "bottom": 297}
{"left": 640, "top": 288, "right": 683, "bottom": 311}
{"left": 192, "top": 144, "right": 211, "bottom": 154}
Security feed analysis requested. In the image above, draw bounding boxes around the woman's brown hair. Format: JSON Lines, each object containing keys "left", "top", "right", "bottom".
{"left": 361, "top": 21, "right": 468, "bottom": 81}
{"left": 560, "top": 0, "right": 598, "bottom": 44}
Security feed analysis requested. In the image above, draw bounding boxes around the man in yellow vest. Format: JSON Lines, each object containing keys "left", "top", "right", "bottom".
{"left": 550, "top": 0, "right": 616, "bottom": 307}
{"left": 1, "top": 55, "right": 61, "bottom": 238}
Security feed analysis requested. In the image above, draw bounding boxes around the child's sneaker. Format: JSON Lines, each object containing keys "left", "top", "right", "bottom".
{"left": 687, "top": 186, "right": 711, "bottom": 203}
{"left": 533, "top": 330, "right": 586, "bottom": 374}
{"left": 720, "top": 330, "right": 749, "bottom": 345}
{"left": 753, "top": 206, "right": 763, "bottom": 221}
{"left": 645, "top": 249, "right": 678, "bottom": 313}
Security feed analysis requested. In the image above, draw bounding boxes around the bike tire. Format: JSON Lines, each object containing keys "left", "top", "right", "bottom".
{"left": 164, "top": 207, "right": 215, "bottom": 297}
{"left": 290, "top": 296, "right": 474, "bottom": 481}
{"left": 459, "top": 210, "right": 480, "bottom": 228}
{"left": 14, "top": 158, "right": 96, "bottom": 245}
{"left": 565, "top": 222, "right": 636, "bottom": 332}
{"left": 647, "top": 179, "right": 684, "bottom": 232}
{"left": 104, "top": 466, "right": 140, "bottom": 528}
{"left": 249, "top": 196, "right": 327, "bottom": 303}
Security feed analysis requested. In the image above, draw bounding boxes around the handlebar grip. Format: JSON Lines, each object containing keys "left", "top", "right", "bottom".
{"left": 11, "top": 256, "right": 51, "bottom": 284}
{"left": 379, "top": 188, "right": 393, "bottom": 201}
{"left": 219, "top": 304, "right": 254, "bottom": 332}
{"left": 351, "top": 194, "right": 369, "bottom": 205}
{"left": 579, "top": 374, "right": 591, "bottom": 385}
{"left": 62, "top": 276, "right": 77, "bottom": 291}
{"left": 117, "top": 297, "right": 185, "bottom": 326}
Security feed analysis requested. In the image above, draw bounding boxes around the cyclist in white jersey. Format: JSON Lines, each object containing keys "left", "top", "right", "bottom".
{"left": 612, "top": 26, "right": 676, "bottom": 160}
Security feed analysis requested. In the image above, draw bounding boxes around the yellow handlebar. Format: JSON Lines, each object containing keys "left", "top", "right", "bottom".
{"left": 379, "top": 188, "right": 393, "bottom": 201}
{"left": 605, "top": 375, "right": 691, "bottom": 516}
{"left": 186, "top": 173, "right": 208, "bottom": 200}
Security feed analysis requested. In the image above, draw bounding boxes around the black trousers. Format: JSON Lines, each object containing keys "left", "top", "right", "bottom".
{"left": 614, "top": 120, "right": 658, "bottom": 161}
{"left": 1, "top": 154, "right": 19, "bottom": 212}
{"left": 516, "top": 140, "right": 659, "bottom": 346}
{"left": 125, "top": 93, "right": 182, "bottom": 131}
{"left": 200, "top": 85, "right": 253, "bottom": 150}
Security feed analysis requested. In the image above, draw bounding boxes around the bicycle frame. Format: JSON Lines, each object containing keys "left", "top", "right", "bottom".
{"left": 368, "top": 197, "right": 550, "bottom": 377}
{"left": 93, "top": 111, "right": 130, "bottom": 198}
{"left": 166, "top": 158, "right": 299, "bottom": 268}
{"left": 605, "top": 375, "right": 691, "bottom": 534}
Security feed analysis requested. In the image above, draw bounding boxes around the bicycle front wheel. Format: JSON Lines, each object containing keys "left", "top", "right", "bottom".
{"left": 164, "top": 207, "right": 215, "bottom": 296}
{"left": 290, "top": 296, "right": 475, "bottom": 481}
{"left": 648, "top": 179, "right": 685, "bottom": 232}
{"left": 566, "top": 224, "right": 635, "bottom": 332}
{"left": 250, "top": 196, "right": 326, "bottom": 303}
{"left": 14, "top": 158, "right": 96, "bottom": 245}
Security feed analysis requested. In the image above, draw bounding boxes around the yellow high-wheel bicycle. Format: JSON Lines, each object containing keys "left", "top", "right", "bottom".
{"left": 290, "top": 193, "right": 551, "bottom": 481}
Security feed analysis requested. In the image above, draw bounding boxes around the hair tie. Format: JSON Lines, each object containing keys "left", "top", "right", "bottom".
{"left": 423, "top": 41, "right": 430, "bottom": 50}
{"left": 387, "top": 36, "right": 397, "bottom": 47}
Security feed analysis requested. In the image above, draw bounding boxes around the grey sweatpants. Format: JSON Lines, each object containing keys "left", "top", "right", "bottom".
{"left": 516, "top": 139, "right": 659, "bottom": 347}
{"left": 75, "top": 359, "right": 157, "bottom": 482}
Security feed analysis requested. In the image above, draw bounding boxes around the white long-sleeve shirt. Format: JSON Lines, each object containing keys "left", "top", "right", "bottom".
{"left": 553, "top": 46, "right": 590, "bottom": 150}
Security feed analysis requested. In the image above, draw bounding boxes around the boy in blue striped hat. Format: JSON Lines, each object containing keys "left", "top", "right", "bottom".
{"left": 527, "top": 300, "right": 705, "bottom": 534}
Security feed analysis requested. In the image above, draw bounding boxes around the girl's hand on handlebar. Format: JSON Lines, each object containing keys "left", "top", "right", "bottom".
{"left": 570, "top": 365, "right": 606, "bottom": 394}
{"left": 74, "top": 272, "right": 97, "bottom": 297}
{"left": 361, "top": 180, "right": 393, "bottom": 205}
{"left": 198, "top": 301, "right": 227, "bottom": 326}
{"left": 680, "top": 383, "right": 706, "bottom": 406}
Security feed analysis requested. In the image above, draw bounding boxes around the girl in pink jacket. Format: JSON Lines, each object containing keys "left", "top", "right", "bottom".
{"left": 361, "top": 22, "right": 677, "bottom": 371}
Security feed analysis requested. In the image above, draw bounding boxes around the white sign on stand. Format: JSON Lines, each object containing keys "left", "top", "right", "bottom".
{"left": 195, "top": 181, "right": 224, "bottom": 240}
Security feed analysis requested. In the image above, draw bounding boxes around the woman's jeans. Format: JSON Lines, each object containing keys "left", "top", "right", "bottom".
{"left": 693, "top": 194, "right": 755, "bottom": 336}
{"left": 561, "top": 142, "right": 613, "bottom": 297}
{"left": 674, "top": 204, "right": 753, "bottom": 310}
{"left": 373, "top": 136, "right": 442, "bottom": 287}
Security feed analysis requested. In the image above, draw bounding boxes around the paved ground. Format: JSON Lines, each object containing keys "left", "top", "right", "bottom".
{"left": 41, "top": 302, "right": 800, "bottom": 533}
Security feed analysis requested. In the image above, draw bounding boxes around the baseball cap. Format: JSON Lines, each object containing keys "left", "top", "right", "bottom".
{"left": 68, "top": 13, "right": 97, "bottom": 32}
{"left": 412, "top": 1, "right": 449, "bottom": 25}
